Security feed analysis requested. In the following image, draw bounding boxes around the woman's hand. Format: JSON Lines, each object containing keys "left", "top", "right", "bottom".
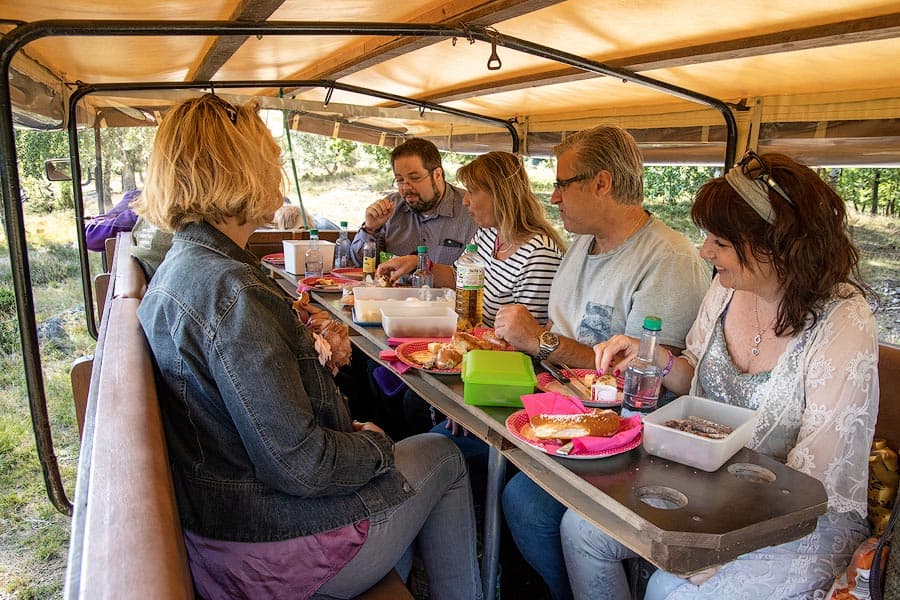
{"left": 443, "top": 418, "right": 470, "bottom": 437}
{"left": 376, "top": 254, "right": 417, "bottom": 282}
{"left": 686, "top": 565, "right": 721, "bottom": 585}
{"left": 593, "top": 335, "right": 639, "bottom": 376}
{"left": 353, "top": 420, "right": 385, "bottom": 436}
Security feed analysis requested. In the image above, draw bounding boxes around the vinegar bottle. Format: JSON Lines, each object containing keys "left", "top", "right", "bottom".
{"left": 454, "top": 243, "right": 485, "bottom": 330}
{"left": 622, "top": 316, "right": 663, "bottom": 414}
{"left": 362, "top": 238, "right": 377, "bottom": 283}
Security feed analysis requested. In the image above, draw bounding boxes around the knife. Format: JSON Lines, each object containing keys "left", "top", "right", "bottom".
{"left": 539, "top": 360, "right": 590, "bottom": 400}
{"left": 557, "top": 361, "right": 594, "bottom": 400}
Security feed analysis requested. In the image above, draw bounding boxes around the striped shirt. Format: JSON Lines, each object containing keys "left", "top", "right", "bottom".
{"left": 471, "top": 227, "right": 563, "bottom": 327}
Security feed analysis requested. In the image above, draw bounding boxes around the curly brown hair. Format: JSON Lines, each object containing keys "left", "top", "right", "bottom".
{"left": 691, "top": 152, "right": 874, "bottom": 336}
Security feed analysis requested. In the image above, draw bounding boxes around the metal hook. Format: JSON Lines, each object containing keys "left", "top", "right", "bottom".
{"left": 419, "top": 104, "right": 426, "bottom": 118}
{"left": 323, "top": 85, "right": 334, "bottom": 109}
{"left": 486, "top": 28, "right": 502, "bottom": 70}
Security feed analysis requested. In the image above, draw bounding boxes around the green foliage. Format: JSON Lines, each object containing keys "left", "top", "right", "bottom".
{"left": 285, "top": 132, "right": 359, "bottom": 177}
{"left": 361, "top": 144, "right": 392, "bottom": 171}
{"left": 0, "top": 287, "right": 18, "bottom": 355}
{"left": 832, "top": 168, "right": 900, "bottom": 216}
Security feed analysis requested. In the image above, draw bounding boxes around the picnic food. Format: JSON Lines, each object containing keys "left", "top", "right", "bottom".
{"left": 582, "top": 373, "right": 617, "bottom": 388}
{"left": 407, "top": 330, "right": 508, "bottom": 370}
{"left": 663, "top": 415, "right": 734, "bottom": 439}
{"left": 530, "top": 409, "right": 620, "bottom": 439}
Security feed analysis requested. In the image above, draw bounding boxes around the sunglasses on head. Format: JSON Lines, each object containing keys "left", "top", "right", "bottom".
{"left": 736, "top": 150, "right": 794, "bottom": 207}
{"left": 203, "top": 93, "right": 238, "bottom": 125}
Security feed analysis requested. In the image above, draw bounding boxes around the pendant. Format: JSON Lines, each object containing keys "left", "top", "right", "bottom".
{"left": 751, "top": 347, "right": 760, "bottom": 356}
{"left": 753, "top": 334, "right": 761, "bottom": 345}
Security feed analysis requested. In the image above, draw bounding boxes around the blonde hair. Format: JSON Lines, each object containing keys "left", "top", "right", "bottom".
{"left": 456, "top": 152, "right": 566, "bottom": 251}
{"left": 134, "top": 94, "right": 284, "bottom": 231}
{"left": 273, "top": 204, "right": 313, "bottom": 230}
{"left": 554, "top": 125, "right": 644, "bottom": 205}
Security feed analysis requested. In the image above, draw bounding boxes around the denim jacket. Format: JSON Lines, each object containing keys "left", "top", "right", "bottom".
{"left": 137, "top": 222, "right": 412, "bottom": 542}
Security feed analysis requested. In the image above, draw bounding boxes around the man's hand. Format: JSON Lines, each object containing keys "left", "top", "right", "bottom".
{"left": 364, "top": 197, "right": 394, "bottom": 232}
{"left": 493, "top": 304, "right": 544, "bottom": 355}
{"left": 376, "top": 254, "right": 417, "bottom": 282}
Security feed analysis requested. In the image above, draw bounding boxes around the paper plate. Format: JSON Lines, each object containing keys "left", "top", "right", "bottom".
{"left": 505, "top": 409, "right": 642, "bottom": 459}
{"left": 261, "top": 252, "right": 284, "bottom": 266}
{"left": 395, "top": 339, "right": 460, "bottom": 374}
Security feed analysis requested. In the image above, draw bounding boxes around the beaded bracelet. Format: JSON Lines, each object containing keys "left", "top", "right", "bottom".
{"left": 661, "top": 349, "right": 675, "bottom": 377}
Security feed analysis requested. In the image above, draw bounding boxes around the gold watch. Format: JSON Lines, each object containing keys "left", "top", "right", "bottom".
{"left": 536, "top": 331, "right": 560, "bottom": 361}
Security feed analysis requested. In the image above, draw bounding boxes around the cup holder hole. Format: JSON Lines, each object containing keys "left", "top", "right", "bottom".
{"left": 636, "top": 486, "right": 688, "bottom": 510}
{"left": 728, "top": 463, "right": 776, "bottom": 483}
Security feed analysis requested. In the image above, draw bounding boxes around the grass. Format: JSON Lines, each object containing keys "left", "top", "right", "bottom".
{"left": 0, "top": 190, "right": 896, "bottom": 599}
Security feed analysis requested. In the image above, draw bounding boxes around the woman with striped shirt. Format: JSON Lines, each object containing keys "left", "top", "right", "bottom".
{"left": 378, "top": 151, "right": 565, "bottom": 327}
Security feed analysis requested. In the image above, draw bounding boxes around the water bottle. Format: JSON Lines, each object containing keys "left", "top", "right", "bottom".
{"left": 304, "top": 229, "right": 324, "bottom": 278}
{"left": 454, "top": 243, "right": 486, "bottom": 330}
{"left": 362, "top": 238, "right": 378, "bottom": 283}
{"left": 622, "top": 316, "right": 663, "bottom": 414}
{"left": 334, "top": 221, "right": 351, "bottom": 269}
{"left": 410, "top": 245, "right": 433, "bottom": 288}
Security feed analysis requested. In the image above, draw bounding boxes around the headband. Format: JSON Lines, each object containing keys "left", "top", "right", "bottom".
{"left": 724, "top": 167, "right": 776, "bottom": 224}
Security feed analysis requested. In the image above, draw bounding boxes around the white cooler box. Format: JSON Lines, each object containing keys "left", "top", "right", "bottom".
{"left": 283, "top": 239, "right": 335, "bottom": 275}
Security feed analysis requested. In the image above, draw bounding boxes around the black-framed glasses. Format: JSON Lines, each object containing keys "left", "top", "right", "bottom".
{"left": 736, "top": 150, "right": 794, "bottom": 206}
{"left": 394, "top": 169, "right": 434, "bottom": 187}
{"left": 552, "top": 173, "right": 592, "bottom": 192}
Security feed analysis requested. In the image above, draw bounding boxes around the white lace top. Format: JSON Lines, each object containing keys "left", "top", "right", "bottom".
{"left": 682, "top": 278, "right": 879, "bottom": 518}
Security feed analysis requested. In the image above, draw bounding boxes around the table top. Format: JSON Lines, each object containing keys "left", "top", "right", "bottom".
{"left": 265, "top": 265, "right": 828, "bottom": 575}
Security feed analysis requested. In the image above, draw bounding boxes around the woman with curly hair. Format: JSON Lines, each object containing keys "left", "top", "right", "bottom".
{"left": 568, "top": 151, "right": 880, "bottom": 599}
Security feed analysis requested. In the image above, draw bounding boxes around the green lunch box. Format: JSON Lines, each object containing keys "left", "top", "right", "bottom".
{"left": 461, "top": 350, "right": 536, "bottom": 407}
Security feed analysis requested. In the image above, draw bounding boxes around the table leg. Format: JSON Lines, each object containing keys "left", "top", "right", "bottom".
{"left": 482, "top": 445, "right": 505, "bottom": 599}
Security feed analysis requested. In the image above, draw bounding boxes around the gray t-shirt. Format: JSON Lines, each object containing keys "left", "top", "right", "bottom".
{"left": 548, "top": 215, "right": 710, "bottom": 349}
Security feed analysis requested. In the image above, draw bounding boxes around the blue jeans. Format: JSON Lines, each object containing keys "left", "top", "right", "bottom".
{"left": 314, "top": 434, "right": 483, "bottom": 600}
{"left": 501, "top": 472, "right": 572, "bottom": 600}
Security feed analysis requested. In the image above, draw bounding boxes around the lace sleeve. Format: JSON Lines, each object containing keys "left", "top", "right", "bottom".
{"left": 785, "top": 295, "right": 879, "bottom": 517}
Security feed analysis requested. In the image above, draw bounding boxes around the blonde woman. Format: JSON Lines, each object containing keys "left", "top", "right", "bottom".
{"left": 133, "top": 94, "right": 482, "bottom": 600}
{"left": 378, "top": 151, "right": 565, "bottom": 327}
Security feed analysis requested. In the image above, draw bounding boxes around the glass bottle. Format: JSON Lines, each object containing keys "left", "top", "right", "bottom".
{"left": 410, "top": 245, "right": 434, "bottom": 288}
{"left": 304, "top": 229, "right": 324, "bottom": 279}
{"left": 334, "top": 221, "right": 352, "bottom": 269}
{"left": 454, "top": 243, "right": 485, "bottom": 330}
{"left": 622, "top": 315, "right": 663, "bottom": 414}
{"left": 362, "top": 237, "right": 378, "bottom": 283}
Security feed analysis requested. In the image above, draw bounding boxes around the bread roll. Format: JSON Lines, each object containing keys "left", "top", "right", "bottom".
{"left": 530, "top": 410, "right": 620, "bottom": 439}
{"left": 451, "top": 331, "right": 481, "bottom": 354}
{"left": 435, "top": 346, "right": 463, "bottom": 369}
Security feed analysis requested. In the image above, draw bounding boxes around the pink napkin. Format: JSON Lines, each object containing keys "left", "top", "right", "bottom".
{"left": 519, "top": 392, "right": 641, "bottom": 456}
{"left": 378, "top": 349, "right": 411, "bottom": 374}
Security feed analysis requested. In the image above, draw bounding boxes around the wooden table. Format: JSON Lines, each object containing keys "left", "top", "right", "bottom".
{"left": 267, "top": 266, "right": 828, "bottom": 596}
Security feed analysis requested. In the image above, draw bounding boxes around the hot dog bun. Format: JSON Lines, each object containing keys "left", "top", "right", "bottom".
{"left": 530, "top": 410, "right": 620, "bottom": 439}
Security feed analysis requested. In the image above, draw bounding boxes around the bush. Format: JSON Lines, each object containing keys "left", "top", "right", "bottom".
{"left": 0, "top": 286, "right": 19, "bottom": 355}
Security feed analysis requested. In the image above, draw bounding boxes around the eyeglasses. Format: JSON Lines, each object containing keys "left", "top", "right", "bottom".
{"left": 552, "top": 173, "right": 592, "bottom": 192}
{"left": 394, "top": 170, "right": 434, "bottom": 187}
{"left": 736, "top": 150, "right": 794, "bottom": 206}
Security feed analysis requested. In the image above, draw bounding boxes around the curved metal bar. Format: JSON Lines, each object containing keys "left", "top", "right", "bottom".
{"left": 0, "top": 44, "right": 72, "bottom": 516}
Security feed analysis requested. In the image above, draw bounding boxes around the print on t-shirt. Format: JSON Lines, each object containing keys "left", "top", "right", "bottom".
{"left": 577, "top": 302, "right": 613, "bottom": 346}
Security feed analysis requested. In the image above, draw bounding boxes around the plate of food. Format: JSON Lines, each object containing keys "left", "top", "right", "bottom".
{"left": 395, "top": 330, "right": 510, "bottom": 374}
{"left": 505, "top": 409, "right": 642, "bottom": 459}
{"left": 536, "top": 368, "right": 625, "bottom": 395}
{"left": 261, "top": 252, "right": 285, "bottom": 266}
{"left": 331, "top": 267, "right": 365, "bottom": 281}
{"left": 299, "top": 275, "right": 356, "bottom": 292}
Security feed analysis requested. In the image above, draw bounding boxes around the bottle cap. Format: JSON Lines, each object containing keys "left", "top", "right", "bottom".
{"left": 417, "top": 245, "right": 428, "bottom": 253}
{"left": 340, "top": 221, "right": 348, "bottom": 228}
{"left": 309, "top": 229, "right": 318, "bottom": 236}
{"left": 643, "top": 315, "right": 662, "bottom": 331}
{"left": 466, "top": 243, "right": 477, "bottom": 251}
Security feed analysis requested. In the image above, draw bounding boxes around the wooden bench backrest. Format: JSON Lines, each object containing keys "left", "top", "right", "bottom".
{"left": 65, "top": 233, "right": 193, "bottom": 599}
{"left": 875, "top": 343, "right": 900, "bottom": 451}
{"left": 246, "top": 228, "right": 352, "bottom": 260}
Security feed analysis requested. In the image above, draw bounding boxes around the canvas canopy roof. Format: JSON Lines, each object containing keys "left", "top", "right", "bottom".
{"left": 2, "top": 0, "right": 900, "bottom": 166}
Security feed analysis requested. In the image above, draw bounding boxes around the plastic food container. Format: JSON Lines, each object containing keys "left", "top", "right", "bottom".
{"left": 283, "top": 239, "right": 335, "bottom": 275}
{"left": 352, "top": 287, "right": 455, "bottom": 324}
{"left": 642, "top": 395, "right": 759, "bottom": 472}
{"left": 381, "top": 305, "right": 458, "bottom": 338}
{"left": 461, "top": 350, "right": 536, "bottom": 408}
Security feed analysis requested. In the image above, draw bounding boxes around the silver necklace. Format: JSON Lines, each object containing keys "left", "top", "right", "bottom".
{"left": 751, "top": 296, "right": 777, "bottom": 357}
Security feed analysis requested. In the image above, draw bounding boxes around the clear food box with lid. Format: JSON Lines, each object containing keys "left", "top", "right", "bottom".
{"left": 461, "top": 350, "right": 536, "bottom": 408}
{"left": 352, "top": 287, "right": 455, "bottom": 324}
{"left": 380, "top": 305, "right": 458, "bottom": 338}
{"left": 642, "top": 395, "right": 759, "bottom": 472}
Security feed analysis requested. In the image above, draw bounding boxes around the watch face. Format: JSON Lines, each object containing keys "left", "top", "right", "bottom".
{"left": 541, "top": 331, "right": 559, "bottom": 347}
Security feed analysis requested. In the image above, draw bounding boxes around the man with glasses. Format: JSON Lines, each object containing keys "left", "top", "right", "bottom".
{"left": 349, "top": 137, "right": 477, "bottom": 267}
{"left": 494, "top": 124, "right": 711, "bottom": 600}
